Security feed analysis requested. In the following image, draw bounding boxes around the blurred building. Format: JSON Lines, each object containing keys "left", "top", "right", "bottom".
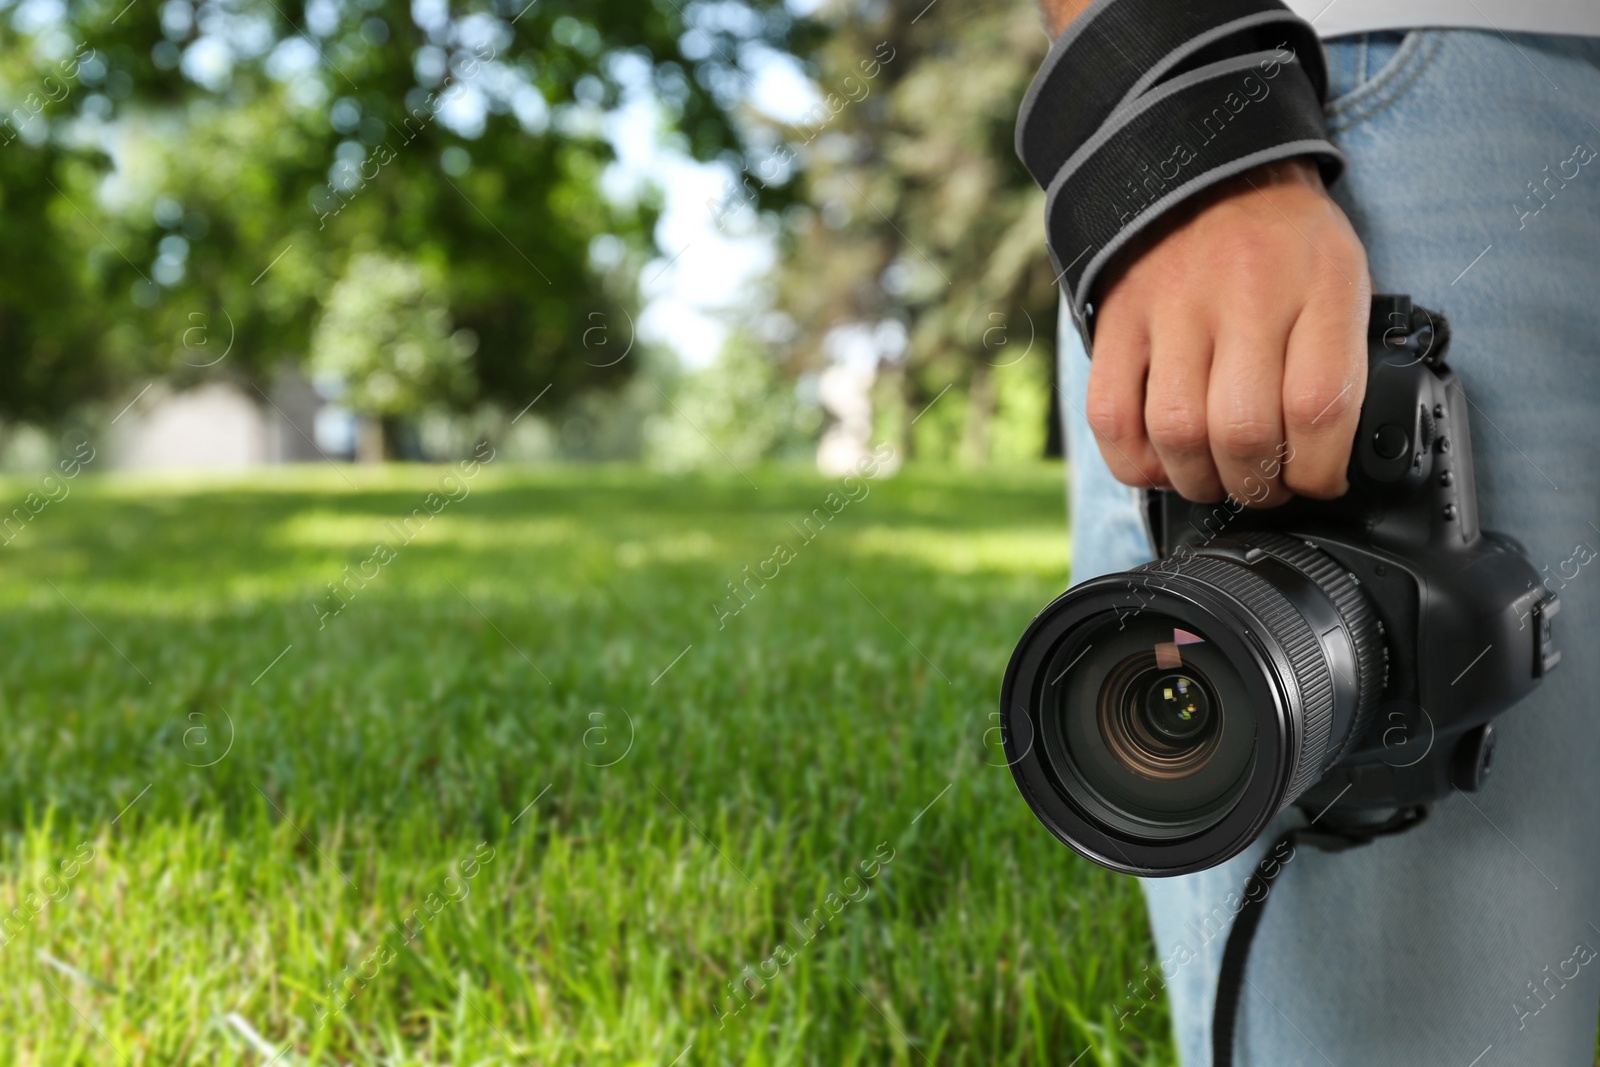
{"left": 108, "top": 368, "right": 343, "bottom": 471}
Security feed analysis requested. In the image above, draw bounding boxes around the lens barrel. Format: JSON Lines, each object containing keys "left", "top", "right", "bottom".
{"left": 1001, "top": 533, "right": 1383, "bottom": 876}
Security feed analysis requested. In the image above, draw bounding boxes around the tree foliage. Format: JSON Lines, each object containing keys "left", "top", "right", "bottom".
{"left": 767, "top": 0, "right": 1061, "bottom": 463}
{"left": 0, "top": 0, "right": 820, "bottom": 422}
{"left": 309, "top": 250, "right": 475, "bottom": 417}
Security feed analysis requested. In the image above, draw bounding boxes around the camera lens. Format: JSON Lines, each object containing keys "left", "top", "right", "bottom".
{"left": 1000, "top": 533, "right": 1384, "bottom": 876}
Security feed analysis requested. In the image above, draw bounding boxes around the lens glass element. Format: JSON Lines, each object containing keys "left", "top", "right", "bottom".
{"left": 1143, "top": 672, "right": 1211, "bottom": 743}
{"left": 1145, "top": 675, "right": 1203, "bottom": 742}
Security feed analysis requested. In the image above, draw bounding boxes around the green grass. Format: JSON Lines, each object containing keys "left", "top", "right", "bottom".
{"left": 0, "top": 461, "right": 1170, "bottom": 1065}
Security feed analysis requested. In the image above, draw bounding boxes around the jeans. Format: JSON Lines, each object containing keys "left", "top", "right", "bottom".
{"left": 1058, "top": 29, "right": 1600, "bottom": 1066}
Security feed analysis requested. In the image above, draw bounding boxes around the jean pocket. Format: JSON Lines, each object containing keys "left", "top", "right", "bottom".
{"left": 1322, "top": 30, "right": 1444, "bottom": 134}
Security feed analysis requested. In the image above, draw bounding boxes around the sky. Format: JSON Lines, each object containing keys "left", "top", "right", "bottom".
{"left": 603, "top": 18, "right": 825, "bottom": 370}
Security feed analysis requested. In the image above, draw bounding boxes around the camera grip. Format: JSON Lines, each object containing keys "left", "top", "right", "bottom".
{"left": 1353, "top": 296, "right": 1479, "bottom": 548}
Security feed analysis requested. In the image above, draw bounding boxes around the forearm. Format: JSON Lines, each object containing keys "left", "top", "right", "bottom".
{"left": 1037, "top": 0, "right": 1096, "bottom": 35}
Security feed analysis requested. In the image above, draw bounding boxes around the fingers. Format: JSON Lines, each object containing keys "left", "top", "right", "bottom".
{"left": 1079, "top": 158, "right": 1370, "bottom": 505}
{"left": 1144, "top": 320, "right": 1223, "bottom": 502}
{"left": 1281, "top": 277, "right": 1371, "bottom": 498}
{"left": 1085, "top": 312, "right": 1166, "bottom": 489}
{"left": 1208, "top": 314, "right": 1292, "bottom": 508}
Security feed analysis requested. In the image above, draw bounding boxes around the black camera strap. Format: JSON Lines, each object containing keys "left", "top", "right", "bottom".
{"left": 1016, "top": 0, "right": 1328, "bottom": 187}
{"left": 1014, "top": 0, "right": 1341, "bottom": 346}
{"left": 1211, "top": 805, "right": 1429, "bottom": 1067}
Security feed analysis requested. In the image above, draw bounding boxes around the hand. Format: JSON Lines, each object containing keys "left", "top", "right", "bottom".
{"left": 1084, "top": 158, "right": 1372, "bottom": 507}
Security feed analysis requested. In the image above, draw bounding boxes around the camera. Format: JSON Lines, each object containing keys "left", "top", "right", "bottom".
{"left": 1001, "top": 296, "right": 1560, "bottom": 876}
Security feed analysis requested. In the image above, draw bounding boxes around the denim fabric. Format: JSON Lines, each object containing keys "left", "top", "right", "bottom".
{"left": 1057, "top": 29, "right": 1600, "bottom": 1065}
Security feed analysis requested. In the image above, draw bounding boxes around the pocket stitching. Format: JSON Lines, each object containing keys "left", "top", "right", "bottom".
{"left": 1324, "top": 37, "right": 1414, "bottom": 117}
{"left": 1324, "top": 34, "right": 1417, "bottom": 118}
{"left": 1325, "top": 32, "right": 1444, "bottom": 135}
{"left": 1324, "top": 30, "right": 1442, "bottom": 128}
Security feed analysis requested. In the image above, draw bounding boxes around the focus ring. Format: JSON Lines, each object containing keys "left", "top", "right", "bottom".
{"left": 1242, "top": 533, "right": 1386, "bottom": 765}
{"left": 1132, "top": 553, "right": 1335, "bottom": 808}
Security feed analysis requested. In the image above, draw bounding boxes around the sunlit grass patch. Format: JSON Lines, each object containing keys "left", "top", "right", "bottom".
{"left": 0, "top": 462, "right": 1169, "bottom": 1066}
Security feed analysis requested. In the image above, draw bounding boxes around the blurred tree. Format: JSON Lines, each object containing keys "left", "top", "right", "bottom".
{"left": 309, "top": 250, "right": 475, "bottom": 458}
{"left": 643, "top": 331, "right": 819, "bottom": 471}
{"left": 0, "top": 0, "right": 821, "bottom": 428}
{"left": 766, "top": 0, "right": 1062, "bottom": 464}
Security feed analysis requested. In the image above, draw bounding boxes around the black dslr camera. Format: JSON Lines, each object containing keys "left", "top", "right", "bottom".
{"left": 1001, "top": 297, "right": 1560, "bottom": 876}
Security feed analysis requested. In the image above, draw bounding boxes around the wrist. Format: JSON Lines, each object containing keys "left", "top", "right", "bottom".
{"left": 1155, "top": 157, "right": 1330, "bottom": 235}
{"left": 1097, "top": 156, "right": 1345, "bottom": 307}
{"left": 1226, "top": 156, "right": 1327, "bottom": 196}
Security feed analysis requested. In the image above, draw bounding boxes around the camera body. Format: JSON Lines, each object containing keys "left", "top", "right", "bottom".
{"left": 1001, "top": 296, "right": 1559, "bottom": 875}
{"left": 1146, "top": 296, "right": 1558, "bottom": 815}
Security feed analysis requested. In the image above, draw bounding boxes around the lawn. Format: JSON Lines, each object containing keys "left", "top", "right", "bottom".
{"left": 0, "top": 460, "right": 1169, "bottom": 1065}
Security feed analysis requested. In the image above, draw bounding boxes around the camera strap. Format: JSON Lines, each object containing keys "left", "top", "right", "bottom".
{"left": 1014, "top": 0, "right": 1342, "bottom": 346}
{"left": 1211, "top": 804, "right": 1429, "bottom": 1067}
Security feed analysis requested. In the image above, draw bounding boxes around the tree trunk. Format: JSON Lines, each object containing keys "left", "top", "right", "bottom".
{"left": 961, "top": 364, "right": 995, "bottom": 467}
{"left": 355, "top": 417, "right": 385, "bottom": 464}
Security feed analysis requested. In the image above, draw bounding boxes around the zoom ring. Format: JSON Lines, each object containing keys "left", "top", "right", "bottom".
{"left": 1131, "top": 553, "right": 1336, "bottom": 808}
{"left": 1241, "top": 533, "right": 1387, "bottom": 766}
